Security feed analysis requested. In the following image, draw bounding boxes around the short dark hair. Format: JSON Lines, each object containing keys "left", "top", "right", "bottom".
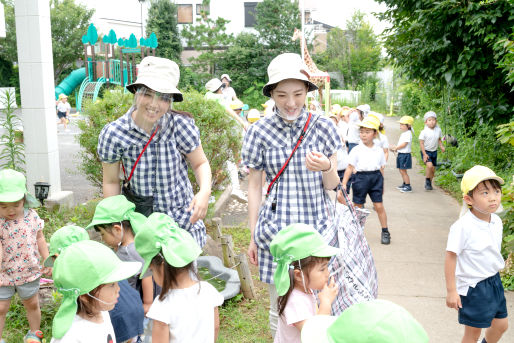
{"left": 467, "top": 179, "right": 502, "bottom": 197}
{"left": 77, "top": 284, "right": 105, "bottom": 317}
{"left": 94, "top": 220, "right": 134, "bottom": 236}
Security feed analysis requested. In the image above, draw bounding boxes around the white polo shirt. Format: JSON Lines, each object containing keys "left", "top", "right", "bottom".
{"left": 348, "top": 143, "right": 385, "bottom": 172}
{"left": 373, "top": 132, "right": 389, "bottom": 150}
{"left": 347, "top": 111, "right": 361, "bottom": 144}
{"left": 397, "top": 130, "right": 412, "bottom": 153}
{"left": 446, "top": 210, "right": 505, "bottom": 295}
{"left": 418, "top": 126, "right": 442, "bottom": 152}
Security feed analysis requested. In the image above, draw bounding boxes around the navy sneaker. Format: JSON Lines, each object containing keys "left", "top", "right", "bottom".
{"left": 396, "top": 183, "right": 406, "bottom": 190}
{"left": 400, "top": 185, "right": 412, "bottom": 193}
{"left": 425, "top": 179, "right": 433, "bottom": 190}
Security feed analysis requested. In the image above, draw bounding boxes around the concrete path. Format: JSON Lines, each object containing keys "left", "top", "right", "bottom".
{"left": 369, "top": 116, "right": 514, "bottom": 342}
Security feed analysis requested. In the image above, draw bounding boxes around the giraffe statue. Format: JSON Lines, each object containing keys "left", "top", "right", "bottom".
{"left": 292, "top": 28, "right": 330, "bottom": 105}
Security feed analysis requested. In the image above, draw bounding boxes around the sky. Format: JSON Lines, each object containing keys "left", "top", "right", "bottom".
{"left": 307, "top": 0, "right": 390, "bottom": 35}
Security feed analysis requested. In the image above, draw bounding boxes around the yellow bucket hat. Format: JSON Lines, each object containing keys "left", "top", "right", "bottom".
{"left": 461, "top": 165, "right": 504, "bottom": 195}
{"left": 357, "top": 116, "right": 380, "bottom": 131}
{"left": 398, "top": 116, "right": 414, "bottom": 126}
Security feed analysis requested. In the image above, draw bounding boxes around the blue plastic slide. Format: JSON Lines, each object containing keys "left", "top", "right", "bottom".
{"left": 54, "top": 68, "right": 86, "bottom": 100}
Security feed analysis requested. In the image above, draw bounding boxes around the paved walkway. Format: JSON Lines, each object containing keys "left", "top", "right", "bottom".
{"left": 369, "top": 116, "right": 513, "bottom": 342}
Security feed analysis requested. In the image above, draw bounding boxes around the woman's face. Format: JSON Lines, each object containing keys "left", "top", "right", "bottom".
{"left": 134, "top": 87, "right": 172, "bottom": 126}
{"left": 271, "top": 79, "right": 308, "bottom": 121}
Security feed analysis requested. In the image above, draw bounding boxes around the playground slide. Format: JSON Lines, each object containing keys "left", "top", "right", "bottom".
{"left": 54, "top": 68, "right": 86, "bottom": 100}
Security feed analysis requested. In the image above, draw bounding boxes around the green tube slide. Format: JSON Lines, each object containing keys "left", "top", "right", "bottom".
{"left": 54, "top": 68, "right": 86, "bottom": 100}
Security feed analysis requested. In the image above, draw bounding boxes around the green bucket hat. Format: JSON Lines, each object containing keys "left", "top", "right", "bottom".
{"left": 43, "top": 225, "right": 89, "bottom": 267}
{"left": 270, "top": 223, "right": 339, "bottom": 296}
{"left": 52, "top": 240, "right": 141, "bottom": 339}
{"left": 0, "top": 169, "right": 40, "bottom": 208}
{"left": 301, "top": 300, "right": 429, "bottom": 343}
{"left": 85, "top": 195, "right": 147, "bottom": 231}
{"left": 134, "top": 212, "right": 202, "bottom": 277}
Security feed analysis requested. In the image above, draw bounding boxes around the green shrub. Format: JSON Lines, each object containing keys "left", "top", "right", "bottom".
{"left": 77, "top": 88, "right": 241, "bottom": 192}
{"left": 241, "top": 82, "right": 267, "bottom": 110}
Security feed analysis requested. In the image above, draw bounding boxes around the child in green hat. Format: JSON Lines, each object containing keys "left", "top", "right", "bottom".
{"left": 0, "top": 169, "right": 49, "bottom": 343}
{"left": 50, "top": 240, "right": 141, "bottom": 342}
{"left": 45, "top": 225, "right": 145, "bottom": 343}
{"left": 86, "top": 195, "right": 153, "bottom": 313}
{"left": 270, "top": 223, "right": 340, "bottom": 343}
{"left": 134, "top": 212, "right": 224, "bottom": 342}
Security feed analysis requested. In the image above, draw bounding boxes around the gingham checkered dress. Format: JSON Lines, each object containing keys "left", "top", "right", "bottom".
{"left": 242, "top": 109, "right": 342, "bottom": 283}
{"left": 98, "top": 108, "right": 206, "bottom": 247}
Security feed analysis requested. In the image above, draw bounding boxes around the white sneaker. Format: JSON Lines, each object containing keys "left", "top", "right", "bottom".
{"left": 231, "top": 189, "right": 247, "bottom": 203}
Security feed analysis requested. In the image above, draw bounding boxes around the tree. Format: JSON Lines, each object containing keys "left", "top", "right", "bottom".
{"left": 181, "top": 0, "right": 233, "bottom": 75}
{"left": 315, "top": 11, "right": 382, "bottom": 89}
{"left": 377, "top": 0, "right": 514, "bottom": 124}
{"left": 50, "top": 0, "right": 94, "bottom": 83}
{"left": 145, "top": 0, "right": 182, "bottom": 61}
{"left": 254, "top": 0, "right": 301, "bottom": 53}
{"left": 0, "top": 0, "right": 16, "bottom": 65}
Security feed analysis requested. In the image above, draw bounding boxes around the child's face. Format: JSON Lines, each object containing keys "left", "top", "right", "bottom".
{"left": 0, "top": 199, "right": 24, "bottom": 220}
{"left": 465, "top": 180, "right": 502, "bottom": 215}
{"left": 359, "top": 127, "right": 376, "bottom": 145}
{"left": 150, "top": 262, "right": 164, "bottom": 287}
{"left": 330, "top": 117, "right": 338, "bottom": 125}
{"left": 400, "top": 123, "right": 408, "bottom": 131}
{"left": 425, "top": 117, "right": 437, "bottom": 129}
{"left": 306, "top": 260, "right": 330, "bottom": 291}
{"left": 96, "top": 282, "right": 120, "bottom": 311}
{"left": 97, "top": 226, "right": 122, "bottom": 249}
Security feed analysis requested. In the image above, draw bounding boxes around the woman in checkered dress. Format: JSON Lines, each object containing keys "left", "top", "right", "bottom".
{"left": 242, "top": 53, "right": 342, "bottom": 337}
{"left": 98, "top": 57, "right": 211, "bottom": 247}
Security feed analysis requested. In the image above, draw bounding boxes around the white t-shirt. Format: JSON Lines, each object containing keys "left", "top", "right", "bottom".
{"left": 446, "top": 210, "right": 505, "bottom": 295}
{"left": 397, "top": 130, "right": 412, "bottom": 153}
{"left": 51, "top": 311, "right": 116, "bottom": 343}
{"left": 337, "top": 120, "right": 349, "bottom": 142}
{"left": 373, "top": 132, "right": 389, "bottom": 150}
{"left": 336, "top": 145, "right": 349, "bottom": 171}
{"left": 274, "top": 289, "right": 316, "bottom": 343}
{"left": 347, "top": 111, "right": 361, "bottom": 144}
{"left": 348, "top": 143, "right": 386, "bottom": 172}
{"left": 57, "top": 101, "right": 71, "bottom": 113}
{"left": 146, "top": 281, "right": 224, "bottom": 343}
{"left": 418, "top": 126, "right": 442, "bottom": 152}
{"left": 222, "top": 86, "right": 237, "bottom": 102}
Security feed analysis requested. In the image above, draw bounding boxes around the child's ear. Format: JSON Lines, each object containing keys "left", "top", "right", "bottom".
{"left": 112, "top": 224, "right": 123, "bottom": 234}
{"left": 463, "top": 194, "right": 473, "bottom": 206}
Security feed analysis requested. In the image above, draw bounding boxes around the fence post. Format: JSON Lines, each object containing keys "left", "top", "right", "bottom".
{"left": 212, "top": 217, "right": 223, "bottom": 242}
{"left": 235, "top": 253, "right": 256, "bottom": 299}
{"left": 220, "top": 234, "right": 235, "bottom": 268}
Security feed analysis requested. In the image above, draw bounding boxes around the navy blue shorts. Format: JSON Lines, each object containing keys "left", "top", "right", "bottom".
{"left": 396, "top": 153, "right": 412, "bottom": 169}
{"left": 420, "top": 150, "right": 437, "bottom": 166}
{"left": 352, "top": 170, "right": 383, "bottom": 204}
{"left": 458, "top": 273, "right": 508, "bottom": 328}
{"left": 57, "top": 111, "right": 67, "bottom": 119}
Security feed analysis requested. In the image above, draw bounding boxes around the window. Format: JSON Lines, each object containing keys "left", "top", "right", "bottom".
{"left": 244, "top": 2, "right": 258, "bottom": 28}
{"left": 304, "top": 10, "right": 312, "bottom": 24}
{"left": 196, "top": 3, "right": 209, "bottom": 15}
{"left": 178, "top": 4, "right": 193, "bottom": 24}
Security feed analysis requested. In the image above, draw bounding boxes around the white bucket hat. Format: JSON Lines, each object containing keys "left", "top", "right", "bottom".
{"left": 424, "top": 111, "right": 437, "bottom": 121}
{"left": 206, "top": 78, "right": 223, "bottom": 92}
{"left": 220, "top": 74, "right": 231, "bottom": 82}
{"left": 262, "top": 53, "right": 317, "bottom": 97}
{"left": 126, "top": 56, "right": 183, "bottom": 102}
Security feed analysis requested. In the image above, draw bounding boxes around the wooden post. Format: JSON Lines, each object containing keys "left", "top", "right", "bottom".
{"left": 211, "top": 217, "right": 223, "bottom": 242}
{"left": 83, "top": 44, "right": 88, "bottom": 78}
{"left": 235, "top": 253, "right": 256, "bottom": 299}
{"left": 119, "top": 48, "right": 124, "bottom": 87}
{"left": 220, "top": 234, "right": 235, "bottom": 268}
{"left": 91, "top": 44, "right": 96, "bottom": 81}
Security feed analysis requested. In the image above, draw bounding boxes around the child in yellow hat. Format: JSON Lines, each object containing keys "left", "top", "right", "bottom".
{"left": 445, "top": 165, "right": 507, "bottom": 343}
{"left": 56, "top": 93, "right": 71, "bottom": 131}
{"left": 390, "top": 116, "right": 414, "bottom": 192}
{"left": 341, "top": 116, "right": 390, "bottom": 245}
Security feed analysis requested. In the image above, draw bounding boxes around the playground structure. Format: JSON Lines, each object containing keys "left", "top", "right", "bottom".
{"left": 54, "top": 23, "right": 158, "bottom": 111}
{"left": 292, "top": 28, "right": 331, "bottom": 113}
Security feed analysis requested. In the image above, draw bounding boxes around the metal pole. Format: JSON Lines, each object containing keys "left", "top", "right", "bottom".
{"left": 301, "top": 0, "right": 305, "bottom": 60}
{"left": 138, "top": 0, "right": 144, "bottom": 37}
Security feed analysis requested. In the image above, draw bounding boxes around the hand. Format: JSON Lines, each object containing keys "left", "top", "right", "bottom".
{"left": 318, "top": 276, "right": 338, "bottom": 305}
{"left": 336, "top": 188, "right": 347, "bottom": 205}
{"left": 187, "top": 190, "right": 210, "bottom": 224}
{"left": 42, "top": 266, "right": 52, "bottom": 277}
{"left": 423, "top": 154, "right": 429, "bottom": 163}
{"left": 247, "top": 240, "right": 258, "bottom": 266}
{"left": 143, "top": 303, "right": 151, "bottom": 315}
{"left": 446, "top": 290, "right": 462, "bottom": 310}
{"left": 441, "top": 146, "right": 446, "bottom": 153}
{"left": 389, "top": 145, "right": 397, "bottom": 152}
{"left": 305, "top": 151, "right": 330, "bottom": 172}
